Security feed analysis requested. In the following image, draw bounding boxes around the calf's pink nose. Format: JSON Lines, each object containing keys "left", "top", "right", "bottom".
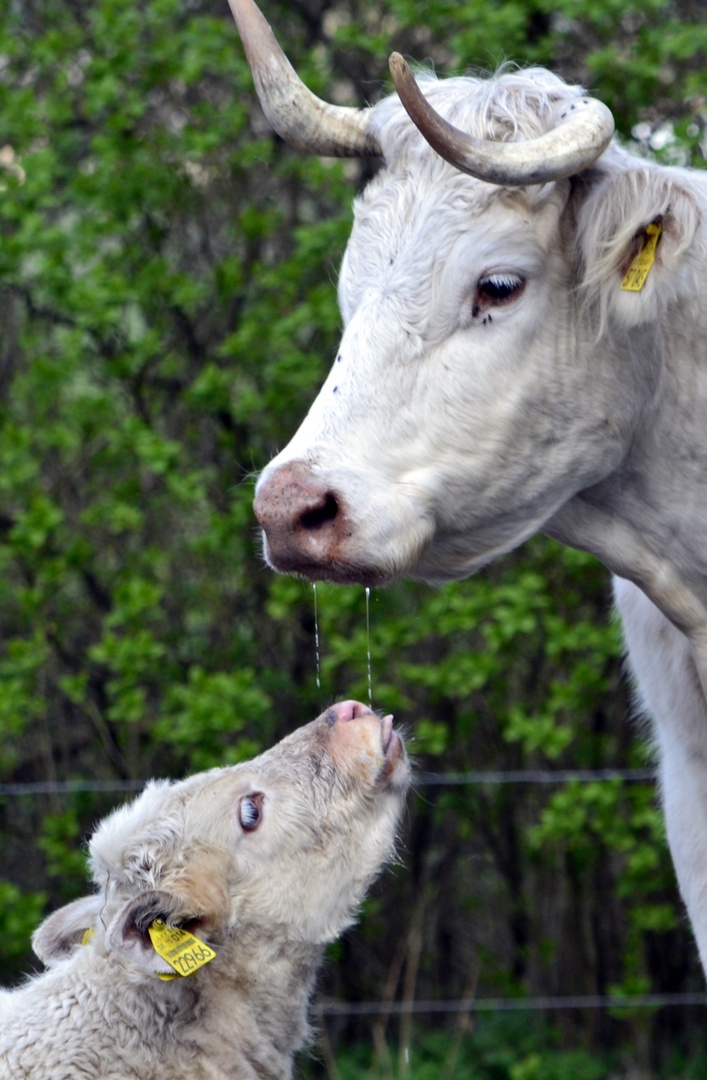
{"left": 328, "top": 700, "right": 372, "bottom": 724}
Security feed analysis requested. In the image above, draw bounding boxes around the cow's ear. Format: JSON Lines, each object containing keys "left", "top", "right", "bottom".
{"left": 575, "top": 164, "right": 700, "bottom": 329}
{"left": 32, "top": 894, "right": 104, "bottom": 966}
{"left": 106, "top": 889, "right": 187, "bottom": 976}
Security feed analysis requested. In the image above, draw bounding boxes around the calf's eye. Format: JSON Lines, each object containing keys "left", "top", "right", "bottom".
{"left": 238, "top": 793, "right": 263, "bottom": 832}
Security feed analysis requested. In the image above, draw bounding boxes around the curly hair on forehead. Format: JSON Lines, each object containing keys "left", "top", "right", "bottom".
{"left": 371, "top": 65, "right": 592, "bottom": 163}
{"left": 88, "top": 780, "right": 185, "bottom": 890}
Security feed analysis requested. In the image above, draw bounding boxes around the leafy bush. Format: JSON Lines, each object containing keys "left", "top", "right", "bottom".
{"left": 1, "top": 0, "right": 706, "bottom": 1073}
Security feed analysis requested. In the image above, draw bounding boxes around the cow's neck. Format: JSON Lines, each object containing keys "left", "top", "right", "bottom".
{"left": 187, "top": 931, "right": 323, "bottom": 1080}
{"left": 546, "top": 318, "right": 707, "bottom": 687}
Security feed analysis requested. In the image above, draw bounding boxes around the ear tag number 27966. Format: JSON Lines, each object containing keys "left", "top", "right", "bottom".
{"left": 148, "top": 918, "right": 216, "bottom": 981}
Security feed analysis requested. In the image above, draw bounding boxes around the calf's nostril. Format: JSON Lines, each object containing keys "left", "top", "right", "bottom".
{"left": 329, "top": 699, "right": 370, "bottom": 724}
{"left": 299, "top": 493, "right": 339, "bottom": 531}
{"left": 349, "top": 701, "right": 371, "bottom": 719}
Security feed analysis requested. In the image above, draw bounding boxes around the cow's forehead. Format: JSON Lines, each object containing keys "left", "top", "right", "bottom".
{"left": 368, "top": 67, "right": 586, "bottom": 167}
{"left": 341, "top": 67, "right": 581, "bottom": 286}
{"left": 346, "top": 87, "right": 573, "bottom": 282}
{"left": 349, "top": 173, "right": 561, "bottom": 254}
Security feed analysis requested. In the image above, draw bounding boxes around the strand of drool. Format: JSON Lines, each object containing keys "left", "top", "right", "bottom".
{"left": 313, "top": 582, "right": 321, "bottom": 689}
{"left": 365, "top": 586, "right": 373, "bottom": 709}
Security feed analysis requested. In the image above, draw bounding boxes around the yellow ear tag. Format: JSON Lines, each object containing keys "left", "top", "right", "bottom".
{"left": 81, "top": 928, "right": 95, "bottom": 946}
{"left": 621, "top": 222, "right": 662, "bottom": 291}
{"left": 147, "top": 918, "right": 216, "bottom": 980}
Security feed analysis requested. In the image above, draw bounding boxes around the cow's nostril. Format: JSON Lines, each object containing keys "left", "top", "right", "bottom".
{"left": 300, "top": 493, "right": 339, "bottom": 531}
{"left": 254, "top": 461, "right": 360, "bottom": 578}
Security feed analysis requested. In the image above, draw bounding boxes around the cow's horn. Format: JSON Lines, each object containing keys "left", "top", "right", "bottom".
{"left": 388, "top": 53, "right": 614, "bottom": 185}
{"left": 227, "top": 0, "right": 381, "bottom": 158}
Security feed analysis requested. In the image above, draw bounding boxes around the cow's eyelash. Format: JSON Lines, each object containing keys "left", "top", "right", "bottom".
{"left": 476, "top": 274, "right": 525, "bottom": 304}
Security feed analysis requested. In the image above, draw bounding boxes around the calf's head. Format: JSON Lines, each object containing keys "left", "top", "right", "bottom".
{"left": 235, "top": 0, "right": 699, "bottom": 586}
{"left": 33, "top": 701, "right": 409, "bottom": 978}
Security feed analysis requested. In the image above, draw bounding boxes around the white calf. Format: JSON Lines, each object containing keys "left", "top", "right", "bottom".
{"left": 0, "top": 701, "right": 408, "bottom": 1080}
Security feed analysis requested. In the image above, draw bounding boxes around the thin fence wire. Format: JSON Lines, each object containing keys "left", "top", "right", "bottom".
{"left": 315, "top": 993, "right": 707, "bottom": 1017}
{"left": 0, "top": 768, "right": 657, "bottom": 797}
{"left": 415, "top": 767, "right": 656, "bottom": 786}
{"left": 3, "top": 765, "right": 690, "bottom": 1022}
{"left": 0, "top": 779, "right": 148, "bottom": 796}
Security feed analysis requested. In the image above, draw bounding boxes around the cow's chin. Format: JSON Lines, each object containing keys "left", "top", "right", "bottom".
{"left": 262, "top": 537, "right": 408, "bottom": 588}
{"left": 262, "top": 516, "right": 550, "bottom": 589}
{"left": 261, "top": 525, "right": 434, "bottom": 588}
{"left": 265, "top": 550, "right": 391, "bottom": 588}
{"left": 263, "top": 545, "right": 493, "bottom": 589}
{"left": 261, "top": 537, "right": 489, "bottom": 590}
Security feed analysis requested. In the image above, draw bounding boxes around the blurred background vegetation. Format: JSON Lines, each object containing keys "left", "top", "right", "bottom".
{"left": 1, "top": 0, "right": 707, "bottom": 1076}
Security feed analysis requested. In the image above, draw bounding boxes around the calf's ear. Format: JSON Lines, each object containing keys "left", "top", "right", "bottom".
{"left": 107, "top": 888, "right": 222, "bottom": 977}
{"left": 106, "top": 889, "right": 188, "bottom": 976}
{"left": 33, "top": 894, "right": 104, "bottom": 966}
{"left": 575, "top": 165, "right": 701, "bottom": 328}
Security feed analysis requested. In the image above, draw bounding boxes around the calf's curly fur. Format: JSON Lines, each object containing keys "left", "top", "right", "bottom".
{"left": 0, "top": 702, "right": 408, "bottom": 1080}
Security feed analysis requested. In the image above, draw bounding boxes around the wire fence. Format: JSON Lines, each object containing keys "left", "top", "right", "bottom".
{"left": 315, "top": 992, "right": 707, "bottom": 1016}
{"left": 2, "top": 764, "right": 677, "bottom": 1022}
{"left": 0, "top": 779, "right": 147, "bottom": 796}
{"left": 0, "top": 767, "right": 657, "bottom": 797}
{"left": 415, "top": 767, "right": 656, "bottom": 786}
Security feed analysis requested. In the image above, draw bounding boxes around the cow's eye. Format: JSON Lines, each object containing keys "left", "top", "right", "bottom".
{"left": 238, "top": 793, "right": 263, "bottom": 832}
{"left": 477, "top": 274, "right": 524, "bottom": 304}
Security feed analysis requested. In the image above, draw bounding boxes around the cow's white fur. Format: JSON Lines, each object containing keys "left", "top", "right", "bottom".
{"left": 0, "top": 704, "right": 408, "bottom": 1079}
{"left": 255, "top": 69, "right": 707, "bottom": 971}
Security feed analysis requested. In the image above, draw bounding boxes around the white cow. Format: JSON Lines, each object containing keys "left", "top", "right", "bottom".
{"left": 0, "top": 701, "right": 408, "bottom": 1079}
{"left": 230, "top": 0, "right": 707, "bottom": 975}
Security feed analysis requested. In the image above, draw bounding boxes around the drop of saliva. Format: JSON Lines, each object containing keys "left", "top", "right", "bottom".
{"left": 313, "top": 582, "right": 321, "bottom": 689}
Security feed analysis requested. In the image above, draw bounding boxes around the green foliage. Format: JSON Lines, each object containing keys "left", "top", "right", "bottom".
{"left": 302, "top": 1014, "right": 707, "bottom": 1079}
{"left": 0, "top": 882, "right": 46, "bottom": 972}
{"left": 302, "top": 1019, "right": 613, "bottom": 1080}
{"left": 0, "top": 0, "right": 706, "bottom": 1074}
{"left": 37, "top": 808, "right": 88, "bottom": 889}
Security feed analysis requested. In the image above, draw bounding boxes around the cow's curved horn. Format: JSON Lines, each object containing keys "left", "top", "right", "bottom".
{"left": 388, "top": 53, "right": 614, "bottom": 185}
{"left": 227, "top": 0, "right": 381, "bottom": 158}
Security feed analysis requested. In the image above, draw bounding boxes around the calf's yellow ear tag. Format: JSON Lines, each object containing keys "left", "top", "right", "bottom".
{"left": 148, "top": 918, "right": 216, "bottom": 981}
{"left": 621, "top": 222, "right": 662, "bottom": 291}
